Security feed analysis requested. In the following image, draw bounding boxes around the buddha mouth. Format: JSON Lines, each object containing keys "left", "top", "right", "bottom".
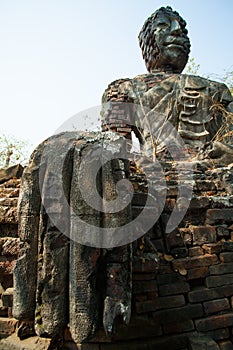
{"left": 164, "top": 37, "right": 187, "bottom": 48}
{"left": 166, "top": 43, "right": 184, "bottom": 48}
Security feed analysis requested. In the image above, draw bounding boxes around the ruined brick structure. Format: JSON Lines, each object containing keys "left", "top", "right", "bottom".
{"left": 1, "top": 5, "right": 233, "bottom": 350}
{"left": 0, "top": 177, "right": 20, "bottom": 339}
{"left": 1, "top": 161, "right": 233, "bottom": 349}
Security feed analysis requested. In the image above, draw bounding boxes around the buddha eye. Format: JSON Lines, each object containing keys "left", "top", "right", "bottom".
{"left": 156, "top": 22, "right": 169, "bottom": 30}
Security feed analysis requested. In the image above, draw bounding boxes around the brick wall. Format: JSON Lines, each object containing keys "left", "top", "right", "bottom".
{"left": 0, "top": 178, "right": 20, "bottom": 337}
{"left": 123, "top": 162, "right": 233, "bottom": 349}
{"left": 1, "top": 163, "right": 233, "bottom": 349}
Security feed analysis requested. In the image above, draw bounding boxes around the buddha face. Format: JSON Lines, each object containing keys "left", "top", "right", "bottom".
{"left": 152, "top": 13, "right": 190, "bottom": 72}
{"left": 139, "top": 7, "right": 191, "bottom": 73}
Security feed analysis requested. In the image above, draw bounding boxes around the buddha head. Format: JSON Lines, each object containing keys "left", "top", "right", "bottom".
{"left": 138, "top": 6, "right": 191, "bottom": 74}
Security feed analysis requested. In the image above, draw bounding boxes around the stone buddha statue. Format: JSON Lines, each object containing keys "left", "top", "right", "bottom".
{"left": 102, "top": 6, "right": 233, "bottom": 163}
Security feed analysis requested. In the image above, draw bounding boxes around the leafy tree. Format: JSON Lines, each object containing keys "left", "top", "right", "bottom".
{"left": 185, "top": 57, "right": 201, "bottom": 75}
{"left": 185, "top": 57, "right": 233, "bottom": 94}
{"left": 0, "top": 133, "right": 31, "bottom": 169}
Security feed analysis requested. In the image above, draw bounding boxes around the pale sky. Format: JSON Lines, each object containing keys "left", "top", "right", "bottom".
{"left": 1, "top": 0, "right": 233, "bottom": 151}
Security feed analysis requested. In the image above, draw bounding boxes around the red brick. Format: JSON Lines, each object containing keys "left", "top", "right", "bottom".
{"left": 112, "top": 318, "right": 162, "bottom": 341}
{"left": 0, "top": 238, "right": 21, "bottom": 256}
{"left": 136, "top": 295, "right": 185, "bottom": 314}
{"left": 171, "top": 247, "right": 188, "bottom": 259}
{"left": 188, "top": 335, "right": 220, "bottom": 350}
{"left": 153, "top": 304, "right": 203, "bottom": 323}
{"left": 189, "top": 196, "right": 210, "bottom": 209}
{"left": 0, "top": 258, "right": 15, "bottom": 275}
{"left": 187, "top": 267, "right": 209, "bottom": 280}
{"left": 133, "top": 280, "right": 157, "bottom": 294}
{"left": 220, "top": 252, "right": 233, "bottom": 263}
{"left": 133, "top": 273, "right": 156, "bottom": 281}
{"left": 65, "top": 343, "right": 99, "bottom": 350}
{"left": 172, "top": 254, "right": 218, "bottom": 270}
{"left": 191, "top": 226, "right": 216, "bottom": 245}
{"left": 159, "top": 281, "right": 190, "bottom": 296}
{"left": 189, "top": 246, "right": 204, "bottom": 257}
{"left": 219, "top": 341, "right": 233, "bottom": 350}
{"left": 204, "top": 298, "right": 230, "bottom": 315}
{"left": 196, "top": 180, "right": 216, "bottom": 192}
{"left": 195, "top": 313, "right": 233, "bottom": 332}
{"left": 179, "top": 228, "right": 192, "bottom": 245}
{"left": 206, "top": 209, "right": 233, "bottom": 225}
{"left": 157, "top": 272, "right": 185, "bottom": 285}
{"left": 203, "top": 243, "right": 223, "bottom": 254}
{"left": 166, "top": 230, "right": 185, "bottom": 249}
{"left": 0, "top": 317, "right": 18, "bottom": 335}
{"left": 158, "top": 263, "right": 173, "bottom": 274}
{"left": 217, "top": 227, "right": 230, "bottom": 237}
{"left": 163, "top": 319, "right": 194, "bottom": 334}
{"left": 188, "top": 285, "right": 233, "bottom": 303}
{"left": 2, "top": 288, "right": 13, "bottom": 307}
{"left": 206, "top": 274, "right": 233, "bottom": 288}
{"left": 210, "top": 263, "right": 233, "bottom": 275}
{"left": 133, "top": 259, "right": 159, "bottom": 273}
{"left": 223, "top": 241, "right": 233, "bottom": 252}
{"left": 206, "top": 328, "right": 230, "bottom": 341}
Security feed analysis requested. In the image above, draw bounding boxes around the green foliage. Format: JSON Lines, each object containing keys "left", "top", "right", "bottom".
{"left": 0, "top": 133, "right": 31, "bottom": 169}
{"left": 221, "top": 69, "right": 233, "bottom": 95}
{"left": 185, "top": 57, "right": 233, "bottom": 95}
{"left": 185, "top": 57, "right": 200, "bottom": 75}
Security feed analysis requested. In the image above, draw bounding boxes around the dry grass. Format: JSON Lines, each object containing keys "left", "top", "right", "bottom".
{"left": 210, "top": 102, "right": 233, "bottom": 144}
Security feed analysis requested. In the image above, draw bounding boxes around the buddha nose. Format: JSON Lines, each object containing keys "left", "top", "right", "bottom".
{"left": 170, "top": 19, "right": 181, "bottom": 34}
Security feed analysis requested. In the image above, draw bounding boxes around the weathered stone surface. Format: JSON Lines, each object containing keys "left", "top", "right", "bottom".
{"left": 13, "top": 143, "right": 43, "bottom": 321}
{"left": 35, "top": 225, "right": 69, "bottom": 337}
{"left": 69, "top": 136, "right": 132, "bottom": 341}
